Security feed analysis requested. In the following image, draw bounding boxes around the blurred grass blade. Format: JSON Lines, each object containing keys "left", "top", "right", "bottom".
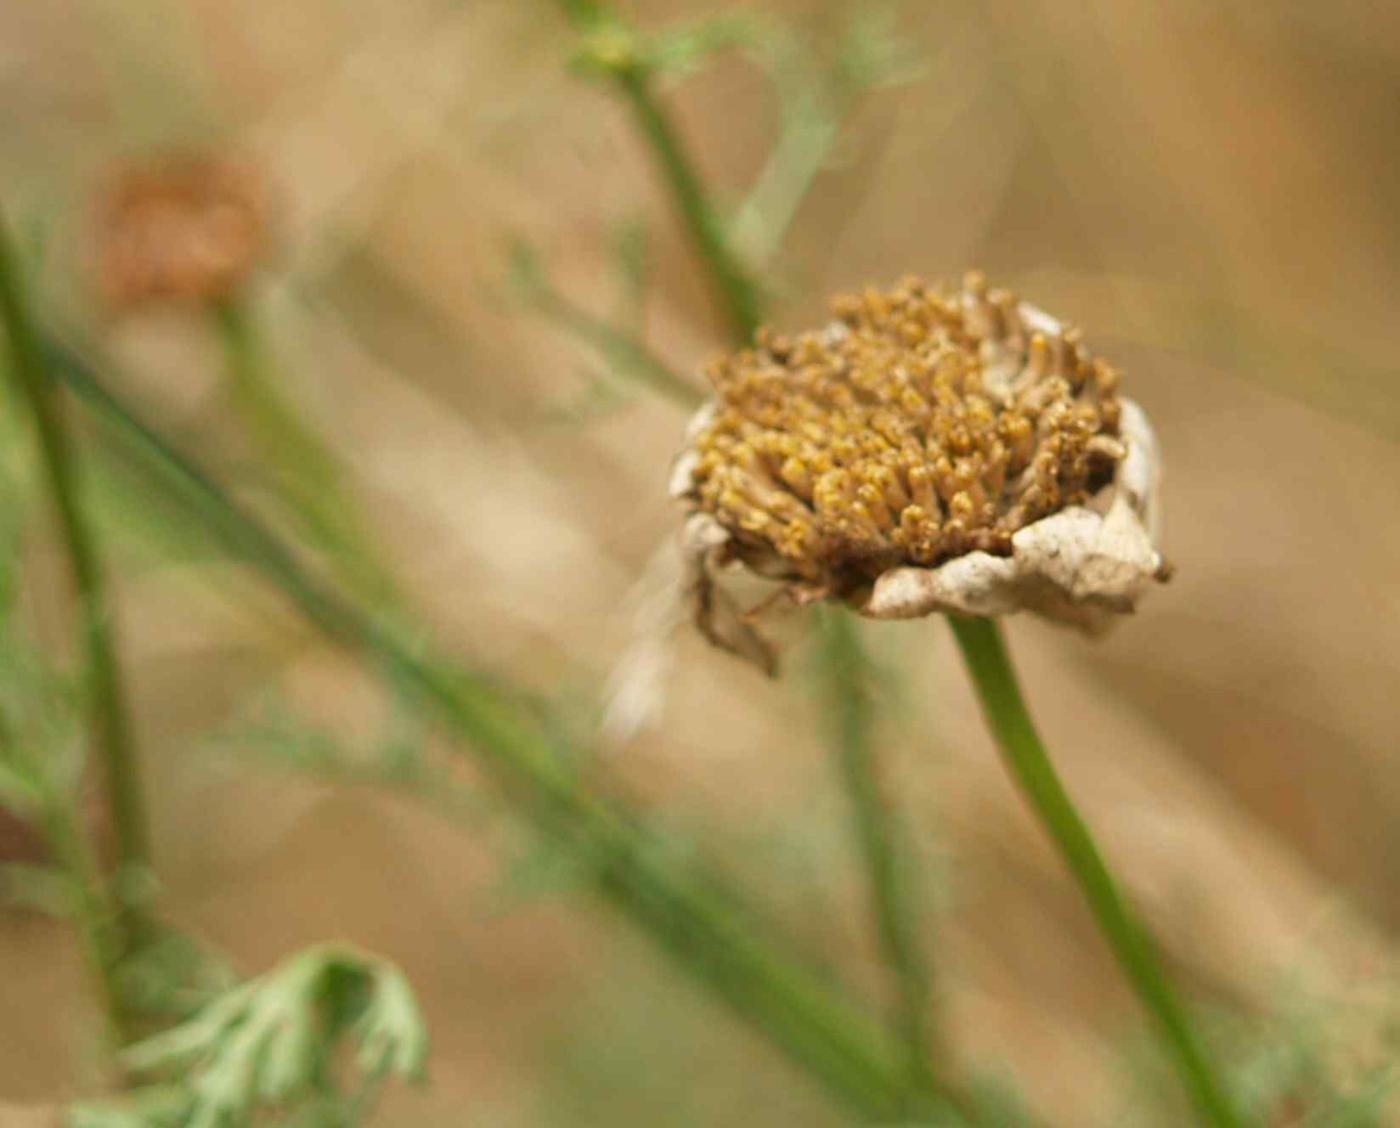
{"left": 47, "top": 335, "right": 933, "bottom": 1120}
{"left": 214, "top": 299, "right": 401, "bottom": 610}
{"left": 814, "top": 606, "right": 940, "bottom": 1111}
{"left": 0, "top": 212, "right": 150, "bottom": 1048}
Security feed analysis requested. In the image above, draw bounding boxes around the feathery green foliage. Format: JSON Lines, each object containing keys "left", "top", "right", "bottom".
{"left": 71, "top": 945, "right": 428, "bottom": 1128}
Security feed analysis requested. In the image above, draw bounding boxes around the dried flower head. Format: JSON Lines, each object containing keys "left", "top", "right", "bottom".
{"left": 671, "top": 273, "right": 1169, "bottom": 668}
{"left": 94, "top": 153, "right": 268, "bottom": 310}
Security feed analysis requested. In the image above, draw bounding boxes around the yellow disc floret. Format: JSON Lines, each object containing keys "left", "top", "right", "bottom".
{"left": 688, "top": 273, "right": 1126, "bottom": 590}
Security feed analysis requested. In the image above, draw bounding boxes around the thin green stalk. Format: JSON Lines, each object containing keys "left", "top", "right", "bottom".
{"left": 35, "top": 755, "right": 130, "bottom": 1054}
{"left": 558, "top": 3, "right": 764, "bottom": 343}
{"left": 562, "top": 14, "right": 956, "bottom": 1111}
{"left": 815, "top": 607, "right": 939, "bottom": 1113}
{"left": 945, "top": 615, "right": 1240, "bottom": 1128}
{"left": 214, "top": 299, "right": 398, "bottom": 611}
{"left": 0, "top": 702, "right": 128, "bottom": 1056}
{"left": 0, "top": 214, "right": 151, "bottom": 999}
{"left": 50, "top": 341, "right": 933, "bottom": 1121}
{"left": 611, "top": 62, "right": 764, "bottom": 343}
{"left": 731, "top": 113, "right": 838, "bottom": 268}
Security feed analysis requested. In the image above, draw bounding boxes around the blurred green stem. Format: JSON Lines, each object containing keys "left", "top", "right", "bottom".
{"left": 0, "top": 210, "right": 150, "bottom": 1029}
{"left": 35, "top": 749, "right": 131, "bottom": 1055}
{"left": 612, "top": 62, "right": 763, "bottom": 341}
{"left": 563, "top": 9, "right": 956, "bottom": 1113}
{"left": 0, "top": 704, "right": 128, "bottom": 1056}
{"left": 731, "top": 110, "right": 838, "bottom": 268}
{"left": 946, "top": 615, "right": 1240, "bottom": 1128}
{"left": 559, "top": 3, "right": 764, "bottom": 342}
{"left": 214, "top": 298, "right": 398, "bottom": 611}
{"left": 815, "top": 607, "right": 940, "bottom": 1113}
{"left": 51, "top": 342, "right": 936, "bottom": 1121}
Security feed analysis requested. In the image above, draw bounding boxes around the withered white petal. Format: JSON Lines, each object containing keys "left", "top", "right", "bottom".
{"left": 680, "top": 513, "right": 777, "bottom": 673}
{"left": 602, "top": 537, "right": 691, "bottom": 745}
{"left": 863, "top": 396, "right": 1163, "bottom": 634}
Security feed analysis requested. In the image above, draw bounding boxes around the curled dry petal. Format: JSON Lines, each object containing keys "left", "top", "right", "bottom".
{"left": 670, "top": 273, "right": 1169, "bottom": 666}
{"left": 680, "top": 512, "right": 778, "bottom": 675}
{"left": 863, "top": 399, "right": 1165, "bottom": 633}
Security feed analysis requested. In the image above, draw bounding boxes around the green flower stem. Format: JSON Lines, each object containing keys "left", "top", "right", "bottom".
{"left": 557, "top": 3, "right": 764, "bottom": 343}
{"left": 561, "top": 13, "right": 954, "bottom": 1111}
{"left": 50, "top": 343, "right": 939, "bottom": 1122}
{"left": 0, "top": 213, "right": 150, "bottom": 1019}
{"left": 611, "top": 62, "right": 764, "bottom": 343}
{"left": 945, "top": 615, "right": 1240, "bottom": 1128}
{"left": 815, "top": 607, "right": 940, "bottom": 1113}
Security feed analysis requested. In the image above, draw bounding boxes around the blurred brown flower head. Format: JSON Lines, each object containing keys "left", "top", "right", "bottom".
{"left": 94, "top": 153, "right": 268, "bottom": 310}
{"left": 671, "top": 273, "right": 1169, "bottom": 669}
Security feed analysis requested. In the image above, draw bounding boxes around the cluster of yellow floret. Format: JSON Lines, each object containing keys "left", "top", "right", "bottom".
{"left": 688, "top": 273, "right": 1127, "bottom": 588}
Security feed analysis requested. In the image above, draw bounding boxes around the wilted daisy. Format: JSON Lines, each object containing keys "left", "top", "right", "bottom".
{"left": 93, "top": 152, "right": 268, "bottom": 310}
{"left": 670, "top": 272, "right": 1169, "bottom": 669}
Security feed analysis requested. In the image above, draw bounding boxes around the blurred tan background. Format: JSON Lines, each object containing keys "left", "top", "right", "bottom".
{"left": 2, "top": 0, "right": 1399, "bottom": 1123}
